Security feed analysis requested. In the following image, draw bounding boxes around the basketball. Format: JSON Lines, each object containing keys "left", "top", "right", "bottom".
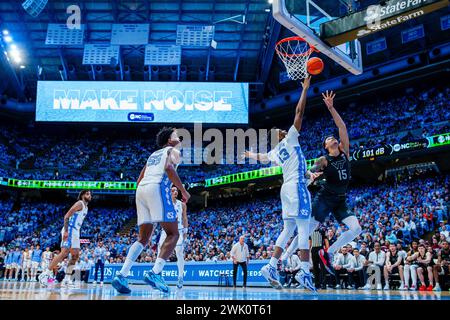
{"left": 307, "top": 57, "right": 324, "bottom": 75}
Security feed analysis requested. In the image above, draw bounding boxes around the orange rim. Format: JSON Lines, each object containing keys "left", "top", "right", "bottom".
{"left": 275, "top": 36, "right": 319, "bottom": 58}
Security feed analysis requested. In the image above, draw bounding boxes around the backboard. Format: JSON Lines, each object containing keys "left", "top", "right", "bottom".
{"left": 273, "top": 0, "right": 363, "bottom": 75}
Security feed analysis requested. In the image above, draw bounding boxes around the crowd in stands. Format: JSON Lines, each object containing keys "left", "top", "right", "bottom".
{"left": 1, "top": 85, "right": 449, "bottom": 182}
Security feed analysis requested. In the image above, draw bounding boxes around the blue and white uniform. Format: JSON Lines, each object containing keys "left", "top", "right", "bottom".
{"left": 136, "top": 146, "right": 178, "bottom": 225}
{"left": 22, "top": 250, "right": 31, "bottom": 269}
{"left": 11, "top": 250, "right": 22, "bottom": 270}
{"left": 5, "top": 252, "right": 13, "bottom": 270}
{"left": 31, "top": 248, "right": 42, "bottom": 269}
{"left": 158, "top": 199, "right": 185, "bottom": 249}
{"left": 41, "top": 250, "right": 52, "bottom": 269}
{"left": 267, "top": 125, "right": 311, "bottom": 220}
{"left": 61, "top": 201, "right": 89, "bottom": 249}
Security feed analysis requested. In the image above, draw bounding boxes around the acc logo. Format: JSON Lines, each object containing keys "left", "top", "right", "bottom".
{"left": 393, "top": 144, "right": 401, "bottom": 152}
{"left": 438, "top": 135, "right": 445, "bottom": 144}
{"left": 167, "top": 211, "right": 175, "bottom": 219}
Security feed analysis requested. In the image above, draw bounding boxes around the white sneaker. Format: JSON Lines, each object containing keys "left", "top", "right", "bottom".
{"left": 362, "top": 284, "right": 371, "bottom": 290}
{"left": 100, "top": 282, "right": 103, "bottom": 286}
{"left": 433, "top": 284, "right": 441, "bottom": 292}
{"left": 384, "top": 284, "right": 390, "bottom": 290}
{"left": 399, "top": 285, "right": 407, "bottom": 291}
{"left": 377, "top": 284, "right": 382, "bottom": 290}
{"left": 93, "top": 281, "right": 97, "bottom": 285}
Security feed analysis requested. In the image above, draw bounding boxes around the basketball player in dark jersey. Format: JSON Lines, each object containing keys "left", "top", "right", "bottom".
{"left": 308, "top": 91, "right": 362, "bottom": 275}
{"left": 433, "top": 240, "right": 450, "bottom": 291}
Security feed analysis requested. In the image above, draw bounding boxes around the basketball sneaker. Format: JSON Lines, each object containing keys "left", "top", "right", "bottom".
{"left": 177, "top": 277, "right": 184, "bottom": 289}
{"left": 144, "top": 270, "right": 170, "bottom": 294}
{"left": 319, "top": 249, "right": 335, "bottom": 276}
{"left": 295, "top": 269, "right": 317, "bottom": 293}
{"left": 61, "top": 278, "right": 78, "bottom": 289}
{"left": 260, "top": 264, "right": 282, "bottom": 290}
{"left": 112, "top": 273, "right": 131, "bottom": 294}
{"left": 38, "top": 270, "right": 54, "bottom": 287}
{"left": 432, "top": 284, "right": 441, "bottom": 291}
{"left": 426, "top": 285, "right": 433, "bottom": 291}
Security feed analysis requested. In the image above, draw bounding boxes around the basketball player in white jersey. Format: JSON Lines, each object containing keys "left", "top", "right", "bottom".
{"left": 41, "top": 247, "right": 53, "bottom": 271}
{"left": 112, "top": 127, "right": 190, "bottom": 294}
{"left": 21, "top": 247, "right": 31, "bottom": 282}
{"left": 38, "top": 190, "right": 92, "bottom": 288}
{"left": 157, "top": 186, "right": 188, "bottom": 289}
{"left": 244, "top": 76, "right": 320, "bottom": 292}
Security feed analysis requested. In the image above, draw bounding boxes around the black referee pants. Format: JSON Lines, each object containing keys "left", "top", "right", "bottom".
{"left": 233, "top": 262, "right": 247, "bottom": 287}
{"left": 311, "top": 247, "right": 326, "bottom": 287}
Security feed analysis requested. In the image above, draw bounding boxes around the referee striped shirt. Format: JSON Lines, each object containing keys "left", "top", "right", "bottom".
{"left": 310, "top": 229, "right": 324, "bottom": 248}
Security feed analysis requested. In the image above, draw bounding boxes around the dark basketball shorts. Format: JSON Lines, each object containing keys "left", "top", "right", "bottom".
{"left": 311, "top": 190, "right": 354, "bottom": 223}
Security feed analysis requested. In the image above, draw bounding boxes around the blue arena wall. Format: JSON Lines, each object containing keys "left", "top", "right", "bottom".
{"left": 88, "top": 260, "right": 271, "bottom": 287}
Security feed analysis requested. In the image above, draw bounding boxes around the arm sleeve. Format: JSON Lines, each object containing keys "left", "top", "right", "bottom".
{"left": 286, "top": 125, "right": 300, "bottom": 146}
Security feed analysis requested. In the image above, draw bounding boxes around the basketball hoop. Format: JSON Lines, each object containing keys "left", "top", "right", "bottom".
{"left": 275, "top": 36, "right": 319, "bottom": 80}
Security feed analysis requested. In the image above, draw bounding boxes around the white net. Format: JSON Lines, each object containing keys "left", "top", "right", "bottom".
{"left": 276, "top": 37, "right": 314, "bottom": 80}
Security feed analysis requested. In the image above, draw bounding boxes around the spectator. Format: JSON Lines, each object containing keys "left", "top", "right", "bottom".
{"left": 282, "top": 252, "right": 301, "bottom": 288}
{"left": 349, "top": 248, "right": 366, "bottom": 289}
{"left": 333, "top": 246, "right": 354, "bottom": 289}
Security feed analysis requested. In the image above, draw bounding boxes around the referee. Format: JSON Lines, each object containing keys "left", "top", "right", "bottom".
{"left": 310, "top": 227, "right": 329, "bottom": 289}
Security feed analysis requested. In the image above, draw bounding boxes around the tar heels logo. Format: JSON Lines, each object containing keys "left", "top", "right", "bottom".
{"left": 300, "top": 209, "right": 309, "bottom": 217}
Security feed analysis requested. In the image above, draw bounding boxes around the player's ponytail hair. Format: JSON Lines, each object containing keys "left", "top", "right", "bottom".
{"left": 77, "top": 190, "right": 90, "bottom": 201}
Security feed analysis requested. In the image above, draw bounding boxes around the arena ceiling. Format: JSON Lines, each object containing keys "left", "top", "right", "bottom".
{"left": 0, "top": 0, "right": 448, "bottom": 103}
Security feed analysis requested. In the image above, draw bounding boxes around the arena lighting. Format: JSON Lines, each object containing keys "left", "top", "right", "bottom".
{"left": 20, "top": 65, "right": 26, "bottom": 69}
{"left": 2, "top": 30, "right": 9, "bottom": 35}
{"left": 268, "top": 0, "right": 273, "bottom": 4}
{"left": 4, "top": 35, "right": 13, "bottom": 43}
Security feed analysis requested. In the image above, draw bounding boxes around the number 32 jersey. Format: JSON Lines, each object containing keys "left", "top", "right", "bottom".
{"left": 267, "top": 126, "right": 307, "bottom": 185}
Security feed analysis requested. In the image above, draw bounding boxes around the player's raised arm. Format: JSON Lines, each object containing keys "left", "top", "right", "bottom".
{"left": 293, "top": 75, "right": 311, "bottom": 132}
{"left": 243, "top": 150, "right": 269, "bottom": 162}
{"left": 165, "top": 148, "right": 190, "bottom": 203}
{"left": 322, "top": 91, "right": 350, "bottom": 157}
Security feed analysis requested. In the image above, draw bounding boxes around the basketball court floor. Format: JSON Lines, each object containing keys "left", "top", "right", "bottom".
{"left": 0, "top": 281, "right": 448, "bottom": 300}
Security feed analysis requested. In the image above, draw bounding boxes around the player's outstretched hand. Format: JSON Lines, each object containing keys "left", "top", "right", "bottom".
{"left": 243, "top": 150, "right": 251, "bottom": 159}
{"left": 181, "top": 190, "right": 191, "bottom": 203}
{"left": 322, "top": 90, "right": 336, "bottom": 110}
{"left": 301, "top": 75, "right": 311, "bottom": 90}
